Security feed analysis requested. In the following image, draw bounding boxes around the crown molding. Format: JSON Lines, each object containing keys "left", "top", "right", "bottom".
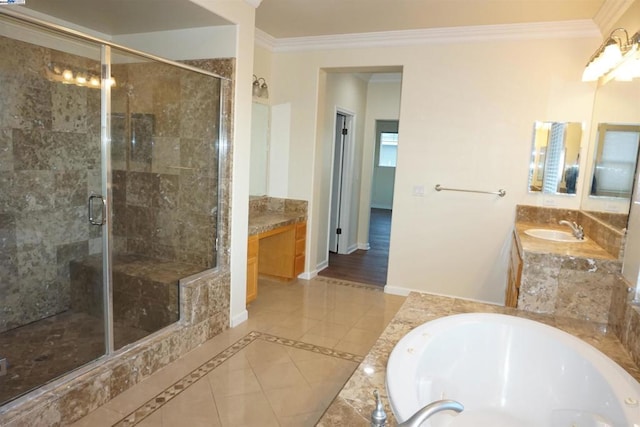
{"left": 255, "top": 28, "right": 276, "bottom": 50}
{"left": 593, "top": 0, "right": 635, "bottom": 35}
{"left": 255, "top": 20, "right": 601, "bottom": 53}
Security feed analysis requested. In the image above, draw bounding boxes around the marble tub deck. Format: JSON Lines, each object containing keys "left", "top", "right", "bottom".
{"left": 318, "top": 292, "right": 640, "bottom": 426}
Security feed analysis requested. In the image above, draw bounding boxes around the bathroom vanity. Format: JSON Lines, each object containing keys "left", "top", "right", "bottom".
{"left": 507, "top": 205, "right": 626, "bottom": 323}
{"left": 247, "top": 196, "right": 307, "bottom": 304}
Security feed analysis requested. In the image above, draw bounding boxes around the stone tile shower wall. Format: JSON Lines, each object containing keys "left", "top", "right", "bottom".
{"left": 0, "top": 33, "right": 225, "bottom": 336}
{"left": 0, "top": 35, "right": 102, "bottom": 333}
{"left": 68, "top": 58, "right": 224, "bottom": 334}
{"left": 109, "top": 60, "right": 221, "bottom": 267}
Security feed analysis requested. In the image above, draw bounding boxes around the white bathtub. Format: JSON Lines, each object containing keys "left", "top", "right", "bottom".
{"left": 386, "top": 313, "right": 640, "bottom": 427}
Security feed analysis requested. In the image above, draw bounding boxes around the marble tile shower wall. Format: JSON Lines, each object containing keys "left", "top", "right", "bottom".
{"left": 110, "top": 60, "right": 221, "bottom": 268}
{"left": 0, "top": 36, "right": 102, "bottom": 333}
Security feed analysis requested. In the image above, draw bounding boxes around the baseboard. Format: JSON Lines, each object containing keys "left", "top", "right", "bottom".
{"left": 230, "top": 310, "right": 248, "bottom": 327}
{"left": 383, "top": 285, "right": 412, "bottom": 296}
{"left": 357, "top": 242, "right": 370, "bottom": 250}
{"left": 298, "top": 260, "right": 327, "bottom": 280}
{"left": 317, "top": 259, "right": 328, "bottom": 271}
{"left": 384, "top": 285, "right": 502, "bottom": 306}
{"left": 298, "top": 270, "right": 318, "bottom": 280}
{"left": 345, "top": 244, "right": 358, "bottom": 254}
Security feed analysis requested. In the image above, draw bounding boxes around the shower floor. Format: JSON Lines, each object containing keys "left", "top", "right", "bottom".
{"left": 0, "top": 311, "right": 148, "bottom": 406}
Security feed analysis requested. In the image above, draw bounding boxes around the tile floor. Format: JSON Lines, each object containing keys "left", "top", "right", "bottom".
{"left": 70, "top": 276, "right": 406, "bottom": 427}
{"left": 0, "top": 311, "right": 148, "bottom": 405}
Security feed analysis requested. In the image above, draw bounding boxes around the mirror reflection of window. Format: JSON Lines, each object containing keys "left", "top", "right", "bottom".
{"left": 528, "top": 121, "right": 582, "bottom": 194}
{"left": 591, "top": 124, "right": 640, "bottom": 198}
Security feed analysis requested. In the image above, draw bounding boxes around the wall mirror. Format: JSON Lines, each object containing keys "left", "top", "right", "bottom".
{"left": 528, "top": 121, "right": 582, "bottom": 195}
{"left": 581, "top": 78, "right": 640, "bottom": 228}
{"left": 250, "top": 102, "right": 269, "bottom": 196}
{"left": 589, "top": 123, "right": 640, "bottom": 198}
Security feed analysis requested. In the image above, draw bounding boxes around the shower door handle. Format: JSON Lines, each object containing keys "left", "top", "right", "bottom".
{"left": 88, "top": 194, "right": 106, "bottom": 226}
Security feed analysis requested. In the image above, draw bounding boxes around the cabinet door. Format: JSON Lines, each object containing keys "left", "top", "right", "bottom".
{"left": 294, "top": 221, "right": 306, "bottom": 276}
{"left": 247, "top": 235, "right": 259, "bottom": 304}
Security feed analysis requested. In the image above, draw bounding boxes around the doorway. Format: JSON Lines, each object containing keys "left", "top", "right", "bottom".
{"left": 329, "top": 111, "right": 353, "bottom": 254}
{"left": 371, "top": 120, "right": 398, "bottom": 210}
{"left": 320, "top": 119, "right": 398, "bottom": 286}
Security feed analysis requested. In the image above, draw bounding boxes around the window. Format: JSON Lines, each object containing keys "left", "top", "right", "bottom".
{"left": 378, "top": 132, "right": 398, "bottom": 167}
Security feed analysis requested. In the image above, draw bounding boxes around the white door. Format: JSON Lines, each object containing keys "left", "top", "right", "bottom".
{"left": 329, "top": 113, "right": 348, "bottom": 253}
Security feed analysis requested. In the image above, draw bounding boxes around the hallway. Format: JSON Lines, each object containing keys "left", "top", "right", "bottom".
{"left": 319, "top": 208, "right": 391, "bottom": 287}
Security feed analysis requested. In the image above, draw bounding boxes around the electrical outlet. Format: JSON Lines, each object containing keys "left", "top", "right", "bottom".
{"left": 412, "top": 185, "right": 425, "bottom": 197}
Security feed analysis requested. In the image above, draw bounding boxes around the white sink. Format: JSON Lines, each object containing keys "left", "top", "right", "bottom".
{"left": 524, "top": 228, "right": 586, "bottom": 242}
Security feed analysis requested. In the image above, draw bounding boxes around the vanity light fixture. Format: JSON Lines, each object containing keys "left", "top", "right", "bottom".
{"left": 46, "top": 62, "right": 116, "bottom": 89}
{"left": 252, "top": 74, "right": 269, "bottom": 99}
{"left": 582, "top": 28, "right": 640, "bottom": 84}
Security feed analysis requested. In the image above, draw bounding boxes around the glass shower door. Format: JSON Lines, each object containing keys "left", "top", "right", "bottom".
{"left": 107, "top": 47, "right": 221, "bottom": 350}
{"left": 0, "top": 24, "right": 107, "bottom": 405}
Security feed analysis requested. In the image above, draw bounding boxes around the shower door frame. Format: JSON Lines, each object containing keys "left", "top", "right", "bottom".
{"left": 101, "top": 45, "right": 115, "bottom": 352}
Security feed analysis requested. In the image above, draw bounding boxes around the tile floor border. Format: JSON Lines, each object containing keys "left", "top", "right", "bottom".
{"left": 111, "top": 331, "right": 363, "bottom": 426}
{"left": 312, "top": 276, "right": 384, "bottom": 292}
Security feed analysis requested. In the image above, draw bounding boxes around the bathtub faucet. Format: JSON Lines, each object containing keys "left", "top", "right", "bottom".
{"left": 397, "top": 399, "right": 464, "bottom": 427}
{"left": 559, "top": 220, "right": 584, "bottom": 240}
{"left": 370, "top": 390, "right": 463, "bottom": 427}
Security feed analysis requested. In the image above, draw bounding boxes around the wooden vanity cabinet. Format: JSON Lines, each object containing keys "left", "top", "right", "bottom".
{"left": 294, "top": 222, "right": 306, "bottom": 276}
{"left": 246, "top": 220, "right": 307, "bottom": 305}
{"left": 505, "top": 233, "right": 522, "bottom": 308}
{"left": 246, "top": 234, "right": 259, "bottom": 304}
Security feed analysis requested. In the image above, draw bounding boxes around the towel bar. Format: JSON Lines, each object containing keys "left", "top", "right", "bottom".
{"left": 435, "top": 184, "right": 506, "bottom": 197}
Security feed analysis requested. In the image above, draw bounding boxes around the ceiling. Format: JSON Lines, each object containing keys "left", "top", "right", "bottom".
{"left": 255, "top": 0, "right": 607, "bottom": 38}
{"left": 16, "top": 0, "right": 230, "bottom": 35}
{"left": 13, "top": 0, "right": 607, "bottom": 39}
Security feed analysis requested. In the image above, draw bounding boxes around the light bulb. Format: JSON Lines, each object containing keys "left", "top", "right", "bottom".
{"left": 62, "top": 69, "right": 73, "bottom": 81}
{"left": 89, "top": 76, "right": 100, "bottom": 87}
{"left": 76, "top": 73, "right": 87, "bottom": 84}
{"left": 600, "top": 42, "right": 623, "bottom": 73}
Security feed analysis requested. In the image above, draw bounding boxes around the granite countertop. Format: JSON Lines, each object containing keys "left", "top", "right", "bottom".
{"left": 515, "top": 221, "right": 615, "bottom": 260}
{"left": 317, "top": 292, "right": 640, "bottom": 426}
{"left": 248, "top": 212, "right": 306, "bottom": 236}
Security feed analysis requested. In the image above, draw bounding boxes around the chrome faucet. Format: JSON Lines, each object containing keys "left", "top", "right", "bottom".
{"left": 397, "top": 399, "right": 464, "bottom": 427}
{"left": 559, "top": 220, "right": 584, "bottom": 240}
{"left": 370, "top": 390, "right": 464, "bottom": 427}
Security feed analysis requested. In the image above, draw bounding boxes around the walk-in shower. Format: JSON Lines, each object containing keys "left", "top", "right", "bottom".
{"left": 0, "top": 12, "right": 226, "bottom": 405}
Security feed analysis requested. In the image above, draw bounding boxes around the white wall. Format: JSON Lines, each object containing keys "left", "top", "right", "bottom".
{"left": 270, "top": 33, "right": 598, "bottom": 303}
{"left": 371, "top": 167, "right": 395, "bottom": 209}
{"left": 253, "top": 44, "right": 272, "bottom": 87}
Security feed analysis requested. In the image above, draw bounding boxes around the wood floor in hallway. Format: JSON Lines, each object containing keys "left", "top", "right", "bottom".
{"left": 319, "top": 208, "right": 391, "bottom": 287}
